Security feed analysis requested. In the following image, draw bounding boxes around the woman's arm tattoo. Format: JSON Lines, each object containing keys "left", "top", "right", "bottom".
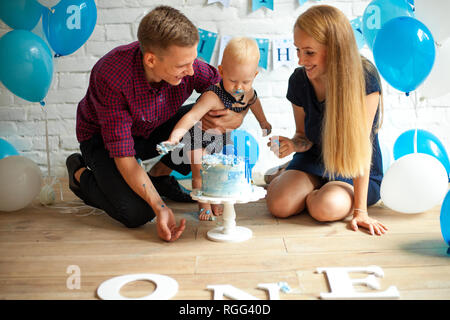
{"left": 292, "top": 135, "right": 313, "bottom": 152}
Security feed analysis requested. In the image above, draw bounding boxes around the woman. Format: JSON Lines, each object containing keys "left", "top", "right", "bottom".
{"left": 266, "top": 5, "right": 387, "bottom": 236}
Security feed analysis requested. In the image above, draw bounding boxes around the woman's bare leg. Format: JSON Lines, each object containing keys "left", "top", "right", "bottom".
{"left": 266, "top": 170, "right": 322, "bottom": 218}
{"left": 306, "top": 181, "right": 354, "bottom": 222}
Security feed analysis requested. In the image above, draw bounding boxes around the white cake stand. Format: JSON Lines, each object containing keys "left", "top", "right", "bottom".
{"left": 190, "top": 186, "right": 266, "bottom": 243}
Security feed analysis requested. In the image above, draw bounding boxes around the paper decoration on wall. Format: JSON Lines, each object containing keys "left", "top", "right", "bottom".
{"left": 214, "top": 35, "right": 270, "bottom": 69}
{"left": 252, "top": 0, "right": 274, "bottom": 12}
{"left": 218, "top": 35, "right": 232, "bottom": 65}
{"left": 272, "top": 38, "right": 298, "bottom": 70}
{"left": 298, "top": 0, "right": 323, "bottom": 6}
{"left": 198, "top": 28, "right": 218, "bottom": 63}
{"left": 207, "top": 0, "right": 231, "bottom": 7}
{"left": 255, "top": 38, "right": 269, "bottom": 69}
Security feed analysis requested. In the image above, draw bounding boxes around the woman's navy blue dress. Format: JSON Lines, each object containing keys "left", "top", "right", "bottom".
{"left": 285, "top": 61, "right": 383, "bottom": 206}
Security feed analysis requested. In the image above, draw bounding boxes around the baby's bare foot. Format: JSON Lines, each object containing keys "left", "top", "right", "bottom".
{"left": 198, "top": 203, "right": 214, "bottom": 221}
{"left": 212, "top": 204, "right": 223, "bottom": 216}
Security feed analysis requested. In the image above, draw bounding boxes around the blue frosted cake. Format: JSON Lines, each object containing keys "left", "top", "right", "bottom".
{"left": 200, "top": 153, "right": 253, "bottom": 197}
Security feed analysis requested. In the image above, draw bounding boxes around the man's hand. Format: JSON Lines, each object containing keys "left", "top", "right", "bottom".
{"left": 114, "top": 156, "right": 186, "bottom": 242}
{"left": 200, "top": 109, "right": 245, "bottom": 133}
{"left": 156, "top": 206, "right": 186, "bottom": 242}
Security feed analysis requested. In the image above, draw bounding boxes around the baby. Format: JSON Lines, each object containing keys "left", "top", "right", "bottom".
{"left": 161, "top": 37, "right": 272, "bottom": 221}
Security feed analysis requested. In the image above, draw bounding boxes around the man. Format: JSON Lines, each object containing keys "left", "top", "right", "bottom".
{"left": 66, "top": 6, "right": 248, "bottom": 241}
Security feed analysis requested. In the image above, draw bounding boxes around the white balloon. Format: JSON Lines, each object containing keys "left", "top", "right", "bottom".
{"left": 414, "top": 0, "right": 450, "bottom": 44}
{"left": 379, "top": 140, "right": 393, "bottom": 174}
{"left": 380, "top": 153, "right": 448, "bottom": 214}
{"left": 0, "top": 156, "right": 42, "bottom": 212}
{"left": 418, "top": 38, "right": 450, "bottom": 99}
{"left": 37, "top": 0, "right": 61, "bottom": 9}
{"left": 39, "top": 184, "right": 55, "bottom": 205}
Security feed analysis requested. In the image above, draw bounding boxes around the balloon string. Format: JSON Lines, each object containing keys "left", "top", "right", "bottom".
{"left": 413, "top": 91, "right": 419, "bottom": 154}
{"left": 42, "top": 106, "right": 51, "bottom": 178}
{"left": 33, "top": 199, "right": 104, "bottom": 217}
{"left": 52, "top": 175, "right": 64, "bottom": 202}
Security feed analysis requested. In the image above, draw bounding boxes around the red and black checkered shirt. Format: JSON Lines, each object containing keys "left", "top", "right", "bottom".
{"left": 76, "top": 41, "right": 220, "bottom": 158}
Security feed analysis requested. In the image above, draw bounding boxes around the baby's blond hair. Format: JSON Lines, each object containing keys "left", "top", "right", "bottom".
{"left": 222, "top": 37, "right": 260, "bottom": 65}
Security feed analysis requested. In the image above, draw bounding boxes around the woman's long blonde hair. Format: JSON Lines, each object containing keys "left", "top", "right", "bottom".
{"left": 295, "top": 5, "right": 382, "bottom": 179}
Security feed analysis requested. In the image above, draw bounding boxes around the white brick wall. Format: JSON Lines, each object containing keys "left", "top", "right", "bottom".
{"left": 1, "top": 0, "right": 449, "bottom": 182}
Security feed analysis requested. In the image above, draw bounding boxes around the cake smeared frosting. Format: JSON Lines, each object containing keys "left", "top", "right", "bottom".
{"left": 200, "top": 153, "right": 253, "bottom": 197}
{"left": 201, "top": 153, "right": 242, "bottom": 168}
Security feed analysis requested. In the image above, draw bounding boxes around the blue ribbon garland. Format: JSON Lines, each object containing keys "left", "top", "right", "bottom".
{"left": 197, "top": 28, "right": 218, "bottom": 63}
{"left": 252, "top": 0, "right": 274, "bottom": 11}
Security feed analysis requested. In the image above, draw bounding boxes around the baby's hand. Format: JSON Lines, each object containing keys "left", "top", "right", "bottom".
{"left": 260, "top": 121, "right": 272, "bottom": 137}
{"left": 156, "top": 141, "right": 184, "bottom": 155}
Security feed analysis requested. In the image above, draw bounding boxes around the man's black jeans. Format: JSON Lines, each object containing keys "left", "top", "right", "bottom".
{"left": 77, "top": 104, "right": 193, "bottom": 228}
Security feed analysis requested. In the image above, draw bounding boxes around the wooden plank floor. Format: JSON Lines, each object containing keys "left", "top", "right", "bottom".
{"left": 0, "top": 178, "right": 449, "bottom": 300}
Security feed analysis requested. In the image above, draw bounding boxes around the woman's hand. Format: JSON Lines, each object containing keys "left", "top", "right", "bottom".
{"left": 350, "top": 210, "right": 388, "bottom": 236}
{"left": 267, "top": 136, "right": 295, "bottom": 158}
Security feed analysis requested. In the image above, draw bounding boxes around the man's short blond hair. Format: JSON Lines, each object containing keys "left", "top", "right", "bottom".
{"left": 222, "top": 37, "right": 260, "bottom": 65}
{"left": 137, "top": 6, "right": 199, "bottom": 54}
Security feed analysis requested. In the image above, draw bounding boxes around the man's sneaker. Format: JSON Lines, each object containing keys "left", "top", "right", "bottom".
{"left": 148, "top": 174, "right": 195, "bottom": 203}
{"left": 66, "top": 153, "right": 85, "bottom": 199}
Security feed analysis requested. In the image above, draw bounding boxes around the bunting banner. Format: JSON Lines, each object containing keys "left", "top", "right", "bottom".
{"left": 215, "top": 35, "right": 270, "bottom": 69}
{"left": 255, "top": 38, "right": 269, "bottom": 70}
{"left": 272, "top": 38, "right": 297, "bottom": 70}
{"left": 252, "top": 0, "right": 274, "bottom": 12}
{"left": 218, "top": 35, "right": 232, "bottom": 65}
{"left": 207, "top": 0, "right": 231, "bottom": 7}
{"left": 198, "top": 1, "right": 362, "bottom": 69}
{"left": 197, "top": 28, "right": 218, "bottom": 63}
{"left": 298, "top": 0, "right": 323, "bottom": 6}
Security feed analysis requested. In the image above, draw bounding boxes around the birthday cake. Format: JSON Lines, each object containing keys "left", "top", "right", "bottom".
{"left": 200, "top": 153, "right": 253, "bottom": 197}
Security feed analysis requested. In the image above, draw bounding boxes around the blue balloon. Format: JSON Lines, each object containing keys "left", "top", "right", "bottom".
{"left": 0, "top": 30, "right": 53, "bottom": 103}
{"left": 230, "top": 130, "right": 260, "bottom": 170}
{"left": 350, "top": 17, "right": 365, "bottom": 50}
{"left": 42, "top": 0, "right": 97, "bottom": 56}
{"left": 393, "top": 129, "right": 450, "bottom": 181}
{"left": 0, "top": 139, "right": 20, "bottom": 160}
{"left": 0, "top": 0, "right": 43, "bottom": 30}
{"left": 373, "top": 16, "right": 435, "bottom": 93}
{"left": 406, "top": 0, "right": 414, "bottom": 10}
{"left": 440, "top": 191, "right": 450, "bottom": 246}
{"left": 379, "top": 140, "right": 393, "bottom": 174}
{"left": 362, "top": 0, "right": 414, "bottom": 51}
